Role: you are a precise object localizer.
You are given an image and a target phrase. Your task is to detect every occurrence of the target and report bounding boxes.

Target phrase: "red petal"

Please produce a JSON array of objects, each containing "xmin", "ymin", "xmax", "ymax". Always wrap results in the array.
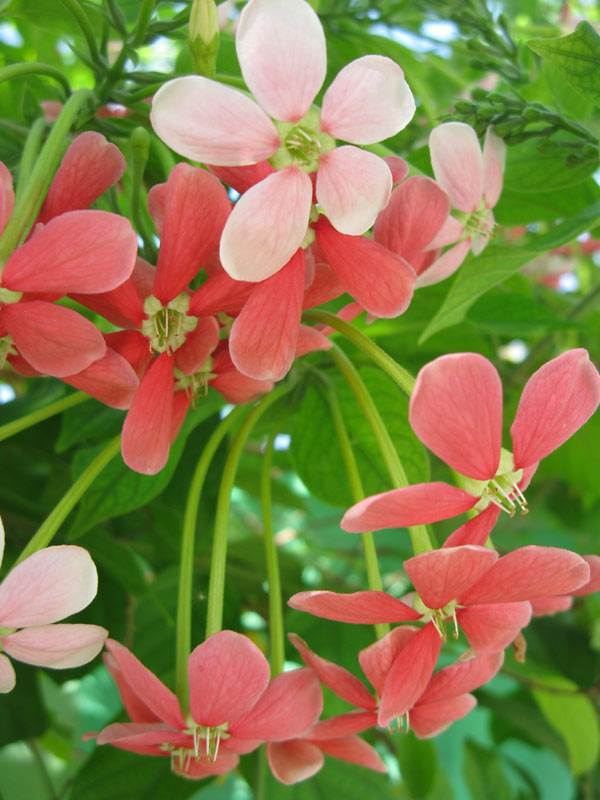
[
  {"xmin": 317, "ymin": 735, "xmax": 386, "ymax": 772},
  {"xmin": 411, "ymin": 694, "xmax": 477, "ymax": 738},
  {"xmin": 409, "ymin": 353, "xmax": 503, "ymax": 480},
  {"xmin": 174, "ymin": 317, "xmax": 220, "ymax": 375},
  {"xmin": 288, "ymin": 633, "xmax": 376, "ymax": 710},
  {"xmin": 266, "ymin": 740, "xmax": 324, "ymax": 785},
  {"xmin": 63, "ymin": 347, "xmax": 139, "ymax": 409},
  {"xmin": 170, "ymin": 392, "xmax": 190, "ymax": 444},
  {"xmin": 189, "ymin": 273, "xmax": 254, "ymax": 317},
  {"xmin": 572, "ymin": 555, "xmax": 600, "ymax": 596},
  {"xmin": 104, "ymin": 652, "xmax": 162, "ymax": 723},
  {"xmin": 358, "ymin": 626, "xmax": 420, "ymax": 697},
  {"xmin": 404, "ymin": 546, "xmax": 499, "ymax": 609},
  {"xmin": 511, "ymin": 349, "xmax": 600, "ymax": 469},
  {"xmin": 456, "ymin": 603, "xmax": 531, "ymax": 651},
  {"xmin": 209, "ymin": 161, "xmax": 275, "ymax": 194},
  {"xmin": 341, "ymin": 483, "xmax": 478, "ymax": 531},
  {"xmin": 104, "ymin": 330, "xmax": 152, "ymax": 378},
  {"xmin": 418, "ymin": 651, "xmax": 504, "ymax": 705},
  {"xmin": 315, "ymin": 218, "xmax": 415, "ymax": 318},
  {"xmin": 121, "ymin": 353, "xmax": 174, "ymax": 474},
  {"xmin": 288, "ymin": 590, "xmax": 419, "ymax": 624},
  {"xmin": 530, "ymin": 596, "xmax": 573, "ymax": 616},
  {"xmin": 0, "ymin": 160, "xmax": 14, "ymax": 234},
  {"xmin": 211, "ymin": 345, "xmax": 274, "ymax": 404},
  {"xmin": 307, "ymin": 710, "xmax": 379, "ymax": 740},
  {"xmin": 188, "ymin": 630, "xmax": 270, "ymax": 727},
  {"xmin": 71, "ymin": 274, "xmax": 145, "ymax": 329},
  {"xmin": 443, "ymin": 506, "xmax": 500, "ymax": 548}
]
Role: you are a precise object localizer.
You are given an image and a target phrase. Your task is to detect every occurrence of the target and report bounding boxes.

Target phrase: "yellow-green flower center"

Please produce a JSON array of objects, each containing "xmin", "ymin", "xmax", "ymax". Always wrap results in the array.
[
  {"xmin": 174, "ymin": 359, "xmax": 215, "ymax": 406},
  {"xmin": 270, "ymin": 107, "xmax": 336, "ymax": 173},
  {"xmin": 141, "ymin": 293, "xmax": 198, "ymax": 355},
  {"xmin": 461, "ymin": 448, "xmax": 527, "ymax": 517}
]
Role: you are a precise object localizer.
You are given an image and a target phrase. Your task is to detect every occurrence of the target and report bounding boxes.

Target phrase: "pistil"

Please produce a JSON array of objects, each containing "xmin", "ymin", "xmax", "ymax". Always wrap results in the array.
[{"xmin": 141, "ymin": 293, "xmax": 198, "ymax": 355}]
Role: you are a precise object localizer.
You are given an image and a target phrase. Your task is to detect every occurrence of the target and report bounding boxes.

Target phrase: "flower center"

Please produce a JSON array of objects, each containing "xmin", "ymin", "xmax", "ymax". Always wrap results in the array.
[
  {"xmin": 414, "ymin": 597, "xmax": 460, "ymax": 641},
  {"xmin": 455, "ymin": 201, "xmax": 496, "ymax": 244},
  {"xmin": 174, "ymin": 359, "xmax": 216, "ymax": 406},
  {"xmin": 0, "ymin": 287, "xmax": 22, "ymax": 305},
  {"xmin": 270, "ymin": 108, "xmax": 336, "ymax": 173},
  {"xmin": 141, "ymin": 293, "xmax": 198, "ymax": 355},
  {"xmin": 461, "ymin": 448, "xmax": 528, "ymax": 517}
]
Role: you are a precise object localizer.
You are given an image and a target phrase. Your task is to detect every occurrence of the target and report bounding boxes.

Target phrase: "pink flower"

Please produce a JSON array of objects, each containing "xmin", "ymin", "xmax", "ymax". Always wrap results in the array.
[
  {"xmin": 0, "ymin": 520, "xmax": 107, "ymax": 693},
  {"xmin": 341, "ymin": 350, "xmax": 600, "ymax": 540},
  {"xmin": 93, "ymin": 631, "xmax": 322, "ymax": 780},
  {"xmin": 150, "ymin": 0, "xmax": 415, "ymax": 282},
  {"xmin": 429, "ymin": 122, "xmax": 506, "ymax": 256},
  {"xmin": 530, "ymin": 555, "xmax": 600, "ymax": 616}
]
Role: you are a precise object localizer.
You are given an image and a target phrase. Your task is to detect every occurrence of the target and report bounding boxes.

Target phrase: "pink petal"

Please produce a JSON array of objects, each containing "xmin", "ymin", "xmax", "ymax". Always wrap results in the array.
[
  {"xmin": 416, "ymin": 239, "xmax": 471, "ymax": 288},
  {"xmin": 409, "ymin": 353, "xmax": 503, "ymax": 480},
  {"xmin": 384, "ymin": 156, "xmax": 409, "ymax": 185},
  {"xmin": 0, "ymin": 161, "xmax": 14, "ymax": 235},
  {"xmin": 456, "ymin": 602, "xmax": 532, "ymax": 652},
  {"xmin": 220, "ymin": 167, "xmax": 313, "ymax": 281},
  {"xmin": 0, "ymin": 545, "xmax": 97, "ymax": 627},
  {"xmin": 307, "ymin": 710, "xmax": 379, "ymax": 740},
  {"xmin": 178, "ymin": 751, "xmax": 240, "ymax": 778},
  {"xmin": 121, "ymin": 353, "xmax": 174, "ymax": 475},
  {"xmin": 105, "ymin": 639, "xmax": 185, "ymax": 729},
  {"xmin": 341, "ymin": 483, "xmax": 478, "ymax": 531},
  {"xmin": 411, "ymin": 694, "xmax": 477, "ymax": 738},
  {"xmin": 482, "ymin": 126, "xmax": 506, "ymax": 208},
  {"xmin": 2, "ymin": 301, "xmax": 106, "ymax": 377},
  {"xmin": 229, "ymin": 249, "xmax": 305, "ymax": 380},
  {"xmin": 267, "ymin": 740, "xmax": 324, "ymax": 785},
  {"xmin": 209, "ymin": 161, "xmax": 276, "ymax": 194},
  {"xmin": 418, "ymin": 651, "xmax": 504, "ymax": 705},
  {"xmin": 378, "ymin": 623, "xmax": 442, "ymax": 726},
  {"xmin": 104, "ymin": 330, "xmax": 152, "ymax": 378},
  {"xmin": 288, "ymin": 590, "xmax": 419, "ymax": 624},
  {"xmin": 229, "ymin": 668, "xmax": 322, "ymax": 741},
  {"xmin": 174, "ymin": 317, "xmax": 220, "ymax": 376},
  {"xmin": 96, "ymin": 722, "xmax": 188, "ymax": 751},
  {"xmin": 211, "ymin": 344, "xmax": 274, "ymax": 404},
  {"xmin": 443, "ymin": 506, "xmax": 501, "ymax": 548},
  {"xmin": 190, "ymin": 273, "xmax": 254, "ymax": 317},
  {"xmin": 511, "ymin": 349, "xmax": 600, "ymax": 469},
  {"xmin": 0, "ymin": 653, "xmax": 16, "ymax": 693},
  {"xmin": 317, "ymin": 736, "xmax": 387, "ymax": 772},
  {"xmin": 317, "ymin": 146, "xmax": 392, "ymax": 236},
  {"xmin": 404, "ymin": 546, "xmax": 499, "ymax": 610},
  {"xmin": 373, "ymin": 177, "xmax": 451, "ymax": 268},
  {"xmin": 295, "ymin": 324, "xmax": 332, "ymax": 357},
  {"xmin": 458, "ymin": 546, "xmax": 590, "ymax": 605},
  {"xmin": 188, "ymin": 630, "xmax": 271, "ymax": 727},
  {"xmin": 104, "ymin": 652, "xmax": 162, "ymax": 723},
  {"xmin": 358, "ymin": 627, "xmax": 420, "ymax": 697},
  {"xmin": 321, "ymin": 56, "xmax": 415, "ymax": 144},
  {"xmin": 38, "ymin": 132, "xmax": 126, "ymax": 223},
  {"xmin": 530, "ymin": 596, "xmax": 573, "ymax": 616},
  {"xmin": 315, "ymin": 218, "xmax": 416, "ymax": 318},
  {"xmin": 2, "ymin": 210, "xmax": 137, "ymax": 294},
  {"xmin": 572, "ymin": 555, "xmax": 600, "ymax": 596},
  {"xmin": 427, "ymin": 214, "xmax": 465, "ymax": 249},
  {"xmin": 70, "ymin": 276, "xmax": 145, "ymax": 329},
  {"xmin": 236, "ymin": 0, "xmax": 326, "ymax": 122},
  {"xmin": 170, "ymin": 391, "xmax": 190, "ymax": 445},
  {"xmin": 150, "ymin": 76, "xmax": 279, "ymax": 166},
  {"xmin": 63, "ymin": 348, "xmax": 139, "ymax": 409},
  {"xmin": 288, "ymin": 633, "xmax": 376, "ymax": 710},
  {"xmin": 151, "ymin": 165, "xmax": 231, "ymax": 303},
  {"xmin": 429, "ymin": 122, "xmax": 484, "ymax": 213},
  {"xmin": 2, "ymin": 623, "xmax": 107, "ymax": 668},
  {"xmin": 302, "ymin": 256, "xmax": 345, "ymax": 309}
]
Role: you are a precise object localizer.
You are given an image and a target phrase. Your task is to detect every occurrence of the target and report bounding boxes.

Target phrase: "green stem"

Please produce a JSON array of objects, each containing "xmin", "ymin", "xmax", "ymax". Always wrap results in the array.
[
  {"xmin": 0, "ymin": 63, "xmax": 71, "ymax": 95},
  {"xmin": 175, "ymin": 406, "xmax": 245, "ymax": 711},
  {"xmin": 0, "ymin": 392, "xmax": 89, "ymax": 443},
  {"xmin": 14, "ymin": 435, "xmax": 121, "ymax": 564},
  {"xmin": 16, "ymin": 118, "xmax": 48, "ymax": 200},
  {"xmin": 323, "ymin": 382, "xmax": 389, "ymax": 639},
  {"xmin": 59, "ymin": 0, "xmax": 102, "ymax": 66},
  {"xmin": 261, "ymin": 424, "xmax": 285, "ymax": 675},
  {"xmin": 328, "ymin": 344, "xmax": 433, "ymax": 555},
  {"xmin": 131, "ymin": 0, "xmax": 157, "ymax": 48},
  {"xmin": 0, "ymin": 89, "xmax": 95, "ymax": 267},
  {"xmin": 301, "ymin": 309, "xmax": 415, "ymax": 396},
  {"xmin": 205, "ymin": 386, "xmax": 289, "ymax": 638}
]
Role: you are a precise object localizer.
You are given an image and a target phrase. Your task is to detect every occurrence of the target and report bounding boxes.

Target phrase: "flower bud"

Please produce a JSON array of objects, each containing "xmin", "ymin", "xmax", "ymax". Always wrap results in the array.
[{"xmin": 189, "ymin": 0, "xmax": 220, "ymax": 77}]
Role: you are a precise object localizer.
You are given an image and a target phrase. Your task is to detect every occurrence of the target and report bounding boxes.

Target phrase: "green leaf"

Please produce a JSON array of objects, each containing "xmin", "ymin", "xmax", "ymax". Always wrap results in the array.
[
  {"xmin": 80, "ymin": 529, "xmax": 150, "ymax": 595},
  {"xmin": 463, "ymin": 740, "xmax": 515, "ymax": 800},
  {"xmin": 502, "ymin": 141, "xmax": 598, "ymax": 194},
  {"xmin": 291, "ymin": 367, "xmax": 429, "ymax": 508},
  {"xmin": 466, "ymin": 292, "xmax": 576, "ymax": 336},
  {"xmin": 56, "ymin": 400, "xmax": 124, "ymax": 453},
  {"xmin": 0, "ymin": 664, "xmax": 48, "ymax": 746},
  {"xmin": 527, "ymin": 200, "xmax": 600, "ymax": 251},
  {"xmin": 397, "ymin": 732, "xmax": 437, "ymax": 798},
  {"xmin": 528, "ymin": 22, "xmax": 600, "ymax": 108},
  {"xmin": 532, "ymin": 676, "xmax": 600, "ymax": 775},
  {"xmin": 419, "ymin": 245, "xmax": 535, "ymax": 343}
]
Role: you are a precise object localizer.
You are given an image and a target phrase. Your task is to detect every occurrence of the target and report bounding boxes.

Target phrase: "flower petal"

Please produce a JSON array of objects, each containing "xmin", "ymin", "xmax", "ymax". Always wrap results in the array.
[
  {"xmin": 229, "ymin": 249, "xmax": 305, "ymax": 380},
  {"xmin": 0, "ymin": 161, "xmax": 15, "ymax": 235},
  {"xmin": 482, "ymin": 126, "xmax": 506, "ymax": 208},
  {"xmin": 266, "ymin": 740, "xmax": 324, "ymax": 785},
  {"xmin": 429, "ymin": 122, "xmax": 484, "ymax": 213},
  {"xmin": 0, "ymin": 545, "xmax": 97, "ymax": 627},
  {"xmin": 404, "ymin": 546, "xmax": 499, "ymax": 610},
  {"xmin": 341, "ymin": 483, "xmax": 478, "ymax": 532},
  {"xmin": 236, "ymin": 0, "xmax": 326, "ymax": 122},
  {"xmin": 174, "ymin": 317, "xmax": 220, "ymax": 376},
  {"xmin": 188, "ymin": 630, "xmax": 271, "ymax": 727},
  {"xmin": 457, "ymin": 602, "xmax": 531, "ymax": 652},
  {"xmin": 321, "ymin": 56, "xmax": 415, "ymax": 144},
  {"xmin": 317, "ymin": 146, "xmax": 392, "ymax": 236},
  {"xmin": 210, "ymin": 347, "xmax": 274, "ymax": 404},
  {"xmin": 190, "ymin": 273, "xmax": 254, "ymax": 317},
  {"xmin": 150, "ymin": 76, "xmax": 279, "ymax": 166},
  {"xmin": 511, "ymin": 349, "xmax": 600, "ymax": 469},
  {"xmin": 418, "ymin": 651, "xmax": 504, "ymax": 705},
  {"xmin": 2, "ymin": 623, "xmax": 107, "ymax": 668},
  {"xmin": 288, "ymin": 633, "xmax": 376, "ymax": 710},
  {"xmin": 2, "ymin": 210, "xmax": 137, "ymax": 294},
  {"xmin": 220, "ymin": 168, "xmax": 312, "ymax": 281},
  {"xmin": 0, "ymin": 653, "xmax": 16, "ymax": 693},
  {"xmin": 288, "ymin": 590, "xmax": 419, "ymax": 624},
  {"xmin": 358, "ymin": 627, "xmax": 420, "ymax": 697},
  {"xmin": 572, "ymin": 555, "xmax": 600, "ymax": 596},
  {"xmin": 530, "ymin": 596, "xmax": 573, "ymax": 616},
  {"xmin": 307, "ymin": 710, "xmax": 379, "ymax": 740},
  {"xmin": 103, "ymin": 652, "xmax": 162, "ymax": 723},
  {"xmin": 443, "ymin": 506, "xmax": 501, "ymax": 548},
  {"xmin": 411, "ymin": 694, "xmax": 477, "ymax": 739},
  {"xmin": 63, "ymin": 347, "xmax": 139, "ymax": 409},
  {"xmin": 416, "ymin": 239, "xmax": 471, "ymax": 288},
  {"xmin": 409, "ymin": 353, "xmax": 503, "ymax": 480},
  {"xmin": 121, "ymin": 353, "xmax": 174, "ymax": 475},
  {"xmin": 209, "ymin": 161, "xmax": 276, "ymax": 194},
  {"xmin": 458, "ymin": 546, "xmax": 590, "ymax": 605},
  {"xmin": 229, "ymin": 668, "xmax": 322, "ymax": 740},
  {"xmin": 315, "ymin": 218, "xmax": 416, "ymax": 318},
  {"xmin": 96, "ymin": 722, "xmax": 188, "ymax": 752},
  {"xmin": 317, "ymin": 736, "xmax": 387, "ymax": 772}
]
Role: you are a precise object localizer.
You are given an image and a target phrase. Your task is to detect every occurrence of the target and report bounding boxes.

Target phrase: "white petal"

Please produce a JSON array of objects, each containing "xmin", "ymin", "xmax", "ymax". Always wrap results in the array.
[
  {"xmin": 0, "ymin": 654, "xmax": 15, "ymax": 693},
  {"xmin": 236, "ymin": 0, "xmax": 326, "ymax": 122},
  {"xmin": 2, "ymin": 624, "xmax": 107, "ymax": 668},
  {"xmin": 317, "ymin": 146, "xmax": 392, "ymax": 235},
  {"xmin": 150, "ymin": 76, "xmax": 279, "ymax": 166},
  {"xmin": 483, "ymin": 127, "xmax": 506, "ymax": 208},
  {"xmin": 429, "ymin": 122, "xmax": 483, "ymax": 213},
  {"xmin": 220, "ymin": 167, "xmax": 313, "ymax": 281},
  {"xmin": 321, "ymin": 56, "xmax": 415, "ymax": 144}
]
